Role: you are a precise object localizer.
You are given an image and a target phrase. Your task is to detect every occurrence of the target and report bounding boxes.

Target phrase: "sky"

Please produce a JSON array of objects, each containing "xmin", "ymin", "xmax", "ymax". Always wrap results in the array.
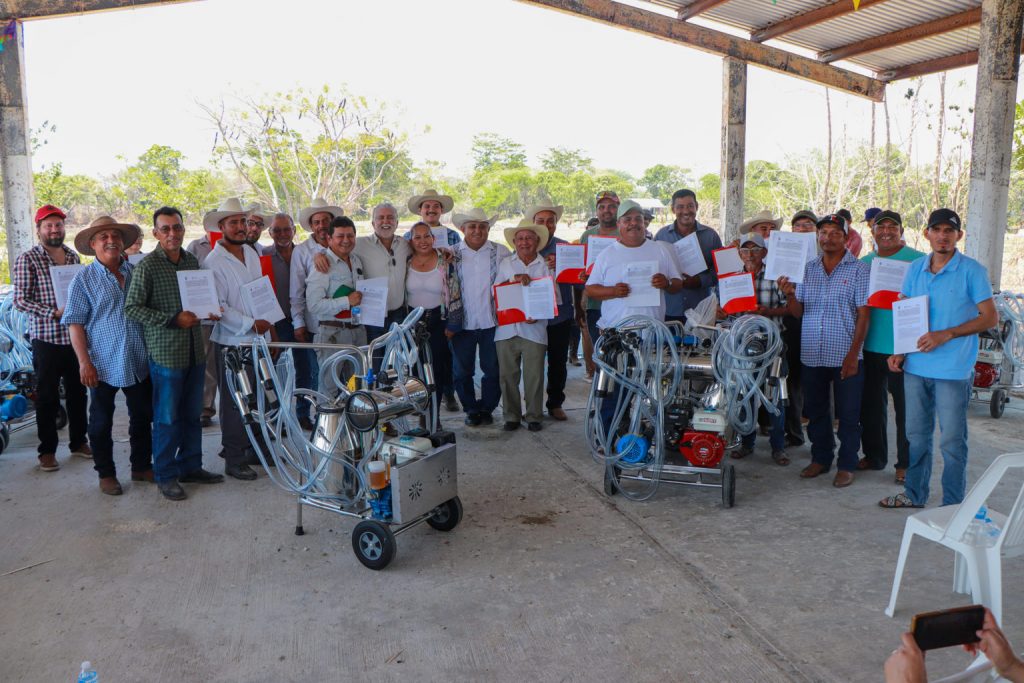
[{"xmin": 19, "ymin": 0, "xmax": 1018, "ymax": 183}]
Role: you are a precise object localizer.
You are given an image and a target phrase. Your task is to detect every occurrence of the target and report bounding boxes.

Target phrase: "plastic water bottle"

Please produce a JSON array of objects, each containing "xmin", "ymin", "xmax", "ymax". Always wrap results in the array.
[
  {"xmin": 350, "ymin": 306, "xmax": 361, "ymax": 325},
  {"xmin": 966, "ymin": 506, "xmax": 1001, "ymax": 547},
  {"xmin": 77, "ymin": 661, "xmax": 97, "ymax": 683}
]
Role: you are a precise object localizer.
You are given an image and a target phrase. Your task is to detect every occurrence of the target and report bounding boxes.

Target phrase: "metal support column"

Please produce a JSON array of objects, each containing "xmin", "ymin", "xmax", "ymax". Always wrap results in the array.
[
  {"xmin": 720, "ymin": 57, "xmax": 746, "ymax": 244},
  {"xmin": 964, "ymin": 0, "xmax": 1024, "ymax": 288},
  {"xmin": 0, "ymin": 21, "xmax": 36, "ymax": 276}
]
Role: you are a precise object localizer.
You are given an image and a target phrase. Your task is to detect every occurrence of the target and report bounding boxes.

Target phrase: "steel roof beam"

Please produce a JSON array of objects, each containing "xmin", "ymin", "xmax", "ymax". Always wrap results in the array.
[
  {"xmin": 0, "ymin": 0, "xmax": 197, "ymax": 22},
  {"xmin": 752, "ymin": 0, "xmax": 892, "ymax": 43},
  {"xmin": 820, "ymin": 7, "xmax": 983, "ymax": 63}
]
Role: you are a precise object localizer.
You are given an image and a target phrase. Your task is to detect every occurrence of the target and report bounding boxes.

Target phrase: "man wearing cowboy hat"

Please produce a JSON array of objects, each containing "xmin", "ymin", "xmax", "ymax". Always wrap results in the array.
[
  {"xmin": 654, "ymin": 189, "xmax": 723, "ymax": 323},
  {"xmin": 203, "ymin": 197, "xmax": 277, "ymax": 481},
  {"xmin": 782, "ymin": 209, "xmax": 818, "ymax": 448},
  {"xmin": 448, "ymin": 208, "xmax": 510, "ymax": 427},
  {"xmin": 354, "ymin": 201, "xmax": 411, "ymax": 345},
  {"xmin": 62, "ymin": 217, "xmax": 152, "ymax": 495},
  {"xmin": 244, "ymin": 202, "xmax": 272, "ymax": 255},
  {"xmin": 494, "ymin": 219, "xmax": 552, "ymax": 432},
  {"xmin": 13, "ymin": 204, "xmax": 91, "ymax": 471},
  {"xmin": 188, "ymin": 202, "xmax": 228, "ymax": 427},
  {"xmin": 737, "ymin": 210, "xmax": 783, "ymax": 242},
  {"xmin": 403, "ymin": 189, "xmax": 461, "ymax": 247},
  {"xmin": 778, "ymin": 213, "xmax": 870, "ymax": 489},
  {"xmin": 531, "ymin": 201, "xmax": 574, "ymax": 421}
]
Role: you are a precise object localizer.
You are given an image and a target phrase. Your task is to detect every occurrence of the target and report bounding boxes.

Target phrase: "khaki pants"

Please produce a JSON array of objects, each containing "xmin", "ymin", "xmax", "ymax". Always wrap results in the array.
[
  {"xmin": 201, "ymin": 324, "xmax": 217, "ymax": 417},
  {"xmin": 314, "ymin": 325, "xmax": 367, "ymax": 366},
  {"xmin": 496, "ymin": 337, "xmax": 546, "ymax": 424}
]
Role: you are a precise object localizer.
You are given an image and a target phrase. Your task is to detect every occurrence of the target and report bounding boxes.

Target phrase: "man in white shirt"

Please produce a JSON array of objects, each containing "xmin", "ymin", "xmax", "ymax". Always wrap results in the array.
[
  {"xmin": 354, "ymin": 201, "xmax": 410, "ymax": 344},
  {"xmin": 448, "ymin": 208, "xmax": 510, "ymax": 427},
  {"xmin": 202, "ymin": 198, "xmax": 277, "ymax": 481},
  {"xmin": 187, "ymin": 209, "xmax": 221, "ymax": 427},
  {"xmin": 494, "ymin": 220, "xmax": 552, "ymax": 433},
  {"xmin": 306, "ymin": 216, "xmax": 366, "ymax": 363},
  {"xmin": 244, "ymin": 203, "xmax": 272, "ymax": 255}
]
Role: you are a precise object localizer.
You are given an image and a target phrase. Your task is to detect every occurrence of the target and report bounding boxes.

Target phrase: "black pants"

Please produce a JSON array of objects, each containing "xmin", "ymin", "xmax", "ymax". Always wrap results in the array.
[
  {"xmin": 216, "ymin": 343, "xmax": 265, "ymax": 467},
  {"xmin": 421, "ymin": 307, "xmax": 453, "ymax": 404},
  {"xmin": 364, "ymin": 306, "xmax": 410, "ymax": 373},
  {"xmin": 860, "ymin": 350, "xmax": 910, "ymax": 470},
  {"xmin": 546, "ymin": 319, "xmax": 572, "ymax": 410},
  {"xmin": 89, "ymin": 379, "xmax": 153, "ymax": 479},
  {"xmin": 569, "ymin": 321, "xmax": 581, "ymax": 360},
  {"xmin": 782, "ymin": 318, "xmax": 805, "ymax": 444},
  {"xmin": 31, "ymin": 339, "xmax": 88, "ymax": 455}
]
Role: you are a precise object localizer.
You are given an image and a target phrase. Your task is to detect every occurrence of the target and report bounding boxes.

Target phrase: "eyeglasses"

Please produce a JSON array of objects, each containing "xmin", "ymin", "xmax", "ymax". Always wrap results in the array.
[
  {"xmin": 738, "ymin": 247, "xmax": 765, "ymax": 255},
  {"xmin": 246, "ymin": 220, "xmax": 265, "ymax": 228}
]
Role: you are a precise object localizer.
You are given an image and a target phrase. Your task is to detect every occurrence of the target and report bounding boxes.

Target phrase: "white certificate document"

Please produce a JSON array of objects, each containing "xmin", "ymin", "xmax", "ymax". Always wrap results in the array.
[
  {"xmin": 718, "ymin": 272, "xmax": 757, "ymax": 313},
  {"xmin": 523, "ymin": 277, "xmax": 557, "ymax": 320},
  {"xmin": 673, "ymin": 233, "xmax": 708, "ymax": 276},
  {"xmin": 240, "ymin": 275, "xmax": 286, "ymax": 324},
  {"xmin": 355, "ymin": 277, "xmax": 388, "ymax": 328},
  {"xmin": 50, "ymin": 264, "xmax": 84, "ymax": 309},
  {"xmin": 586, "ymin": 236, "xmax": 616, "ymax": 267},
  {"xmin": 555, "ymin": 244, "xmax": 586, "ymax": 281},
  {"xmin": 712, "ymin": 247, "xmax": 744, "ymax": 276},
  {"xmin": 765, "ymin": 231, "xmax": 812, "ymax": 283},
  {"xmin": 892, "ymin": 295, "xmax": 929, "ymax": 355},
  {"xmin": 869, "ymin": 257, "xmax": 911, "ymax": 298},
  {"xmin": 176, "ymin": 270, "xmax": 221, "ymax": 320},
  {"xmin": 431, "ymin": 227, "xmax": 449, "ymax": 246},
  {"xmin": 624, "ymin": 261, "xmax": 659, "ymax": 307}
]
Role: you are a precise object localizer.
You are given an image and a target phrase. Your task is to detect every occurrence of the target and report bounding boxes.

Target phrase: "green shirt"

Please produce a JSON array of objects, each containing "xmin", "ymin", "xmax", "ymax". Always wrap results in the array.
[
  {"xmin": 580, "ymin": 226, "xmax": 619, "ymax": 311},
  {"xmin": 861, "ymin": 245, "xmax": 926, "ymax": 354},
  {"xmin": 124, "ymin": 246, "xmax": 206, "ymax": 369}
]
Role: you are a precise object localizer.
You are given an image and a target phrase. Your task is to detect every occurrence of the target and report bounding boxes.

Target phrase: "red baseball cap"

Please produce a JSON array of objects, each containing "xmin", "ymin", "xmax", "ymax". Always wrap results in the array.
[{"xmin": 34, "ymin": 205, "xmax": 66, "ymax": 223}]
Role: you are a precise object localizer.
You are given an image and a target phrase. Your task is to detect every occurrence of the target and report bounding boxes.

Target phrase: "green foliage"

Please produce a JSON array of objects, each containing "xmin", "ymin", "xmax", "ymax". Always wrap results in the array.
[
  {"xmin": 471, "ymin": 133, "xmax": 527, "ymax": 170},
  {"xmin": 34, "ymin": 163, "xmax": 103, "ymax": 216},
  {"xmin": 639, "ymin": 164, "xmax": 693, "ymax": 204},
  {"xmin": 540, "ymin": 147, "xmax": 593, "ymax": 175},
  {"xmin": 111, "ymin": 144, "xmax": 229, "ymax": 225}
]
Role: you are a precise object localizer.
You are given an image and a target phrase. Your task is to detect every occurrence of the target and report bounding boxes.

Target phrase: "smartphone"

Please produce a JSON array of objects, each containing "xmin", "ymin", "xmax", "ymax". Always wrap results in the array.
[{"xmin": 911, "ymin": 605, "xmax": 985, "ymax": 651}]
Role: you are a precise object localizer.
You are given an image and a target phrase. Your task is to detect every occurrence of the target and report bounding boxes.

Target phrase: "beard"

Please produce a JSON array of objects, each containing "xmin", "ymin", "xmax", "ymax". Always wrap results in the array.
[
  {"xmin": 43, "ymin": 236, "xmax": 64, "ymax": 247},
  {"xmin": 224, "ymin": 235, "xmax": 248, "ymax": 246}
]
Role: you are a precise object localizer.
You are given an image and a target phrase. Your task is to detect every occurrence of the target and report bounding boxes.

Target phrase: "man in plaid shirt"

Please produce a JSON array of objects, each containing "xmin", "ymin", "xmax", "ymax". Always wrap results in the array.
[
  {"xmin": 12, "ymin": 205, "xmax": 90, "ymax": 472},
  {"xmin": 779, "ymin": 213, "xmax": 870, "ymax": 489}
]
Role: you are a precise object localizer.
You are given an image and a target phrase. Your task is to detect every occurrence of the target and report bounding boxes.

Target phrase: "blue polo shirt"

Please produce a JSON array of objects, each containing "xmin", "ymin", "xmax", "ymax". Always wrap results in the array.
[{"xmin": 900, "ymin": 250, "xmax": 992, "ymax": 380}]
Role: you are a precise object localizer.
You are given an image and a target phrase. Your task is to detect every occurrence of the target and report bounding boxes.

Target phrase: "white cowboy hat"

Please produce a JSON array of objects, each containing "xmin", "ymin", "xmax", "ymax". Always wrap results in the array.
[
  {"xmin": 298, "ymin": 198, "xmax": 344, "ymax": 230},
  {"xmin": 244, "ymin": 201, "xmax": 273, "ymax": 224},
  {"xmin": 524, "ymin": 202, "xmax": 564, "ymax": 225},
  {"xmin": 74, "ymin": 216, "xmax": 141, "ymax": 256},
  {"xmin": 203, "ymin": 197, "xmax": 248, "ymax": 232},
  {"xmin": 452, "ymin": 208, "xmax": 498, "ymax": 229},
  {"xmin": 504, "ymin": 219, "xmax": 549, "ymax": 251},
  {"xmin": 738, "ymin": 210, "xmax": 783, "ymax": 235},
  {"xmin": 407, "ymin": 189, "xmax": 454, "ymax": 215}
]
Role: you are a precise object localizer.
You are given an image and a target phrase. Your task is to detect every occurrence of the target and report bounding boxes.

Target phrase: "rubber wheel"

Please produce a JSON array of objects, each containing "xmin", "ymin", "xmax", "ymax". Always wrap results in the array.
[
  {"xmin": 990, "ymin": 389, "xmax": 1007, "ymax": 419},
  {"xmin": 351, "ymin": 520, "xmax": 397, "ymax": 570},
  {"xmin": 55, "ymin": 404, "xmax": 68, "ymax": 430},
  {"xmin": 426, "ymin": 496, "xmax": 463, "ymax": 532},
  {"xmin": 721, "ymin": 463, "xmax": 736, "ymax": 508},
  {"xmin": 603, "ymin": 465, "xmax": 620, "ymax": 496}
]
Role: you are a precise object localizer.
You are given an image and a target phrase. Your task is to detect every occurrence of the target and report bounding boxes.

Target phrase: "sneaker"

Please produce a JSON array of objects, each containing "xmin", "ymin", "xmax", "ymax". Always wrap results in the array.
[{"xmin": 70, "ymin": 444, "xmax": 93, "ymax": 459}]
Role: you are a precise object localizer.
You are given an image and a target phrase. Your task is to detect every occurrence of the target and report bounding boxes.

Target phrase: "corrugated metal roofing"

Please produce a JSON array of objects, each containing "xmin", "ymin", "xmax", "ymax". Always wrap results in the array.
[{"xmin": 632, "ymin": 0, "xmax": 989, "ymax": 80}]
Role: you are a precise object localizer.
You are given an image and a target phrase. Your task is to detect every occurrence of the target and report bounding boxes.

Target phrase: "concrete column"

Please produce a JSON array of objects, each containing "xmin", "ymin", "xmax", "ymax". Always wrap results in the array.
[
  {"xmin": 964, "ymin": 0, "xmax": 1024, "ymax": 288},
  {"xmin": 0, "ymin": 21, "xmax": 35, "ymax": 276},
  {"xmin": 719, "ymin": 57, "xmax": 746, "ymax": 244}
]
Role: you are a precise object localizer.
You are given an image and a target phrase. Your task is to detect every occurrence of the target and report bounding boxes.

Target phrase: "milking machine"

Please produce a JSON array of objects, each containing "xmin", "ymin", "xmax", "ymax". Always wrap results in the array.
[
  {"xmin": 223, "ymin": 307, "xmax": 462, "ymax": 570},
  {"xmin": 585, "ymin": 314, "xmax": 784, "ymax": 507},
  {"xmin": 973, "ymin": 291, "xmax": 1024, "ymax": 419}
]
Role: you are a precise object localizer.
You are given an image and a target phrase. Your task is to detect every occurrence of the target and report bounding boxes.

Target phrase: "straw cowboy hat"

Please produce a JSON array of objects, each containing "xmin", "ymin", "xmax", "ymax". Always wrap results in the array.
[
  {"xmin": 407, "ymin": 189, "xmax": 454, "ymax": 215},
  {"xmin": 298, "ymin": 198, "xmax": 344, "ymax": 230},
  {"xmin": 524, "ymin": 202, "xmax": 564, "ymax": 225},
  {"xmin": 244, "ymin": 201, "xmax": 273, "ymax": 223},
  {"xmin": 738, "ymin": 210, "xmax": 783, "ymax": 235},
  {"xmin": 203, "ymin": 197, "xmax": 248, "ymax": 231},
  {"xmin": 504, "ymin": 219, "xmax": 549, "ymax": 251},
  {"xmin": 452, "ymin": 208, "xmax": 498, "ymax": 229},
  {"xmin": 74, "ymin": 216, "xmax": 141, "ymax": 256}
]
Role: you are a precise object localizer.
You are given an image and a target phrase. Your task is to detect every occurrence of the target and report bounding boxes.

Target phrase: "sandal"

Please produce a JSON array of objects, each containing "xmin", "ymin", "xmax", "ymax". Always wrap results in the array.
[
  {"xmin": 878, "ymin": 492, "xmax": 923, "ymax": 509},
  {"xmin": 894, "ymin": 469, "xmax": 906, "ymax": 485}
]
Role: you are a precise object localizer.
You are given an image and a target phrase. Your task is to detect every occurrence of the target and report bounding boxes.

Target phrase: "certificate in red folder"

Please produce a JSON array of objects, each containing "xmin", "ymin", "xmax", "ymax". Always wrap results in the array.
[
  {"xmin": 867, "ymin": 257, "xmax": 911, "ymax": 309},
  {"xmin": 494, "ymin": 276, "xmax": 558, "ymax": 325},
  {"xmin": 259, "ymin": 254, "xmax": 276, "ymax": 293},
  {"xmin": 555, "ymin": 244, "xmax": 586, "ymax": 283},
  {"xmin": 713, "ymin": 246, "xmax": 744, "ymax": 276},
  {"xmin": 719, "ymin": 272, "xmax": 757, "ymax": 314}
]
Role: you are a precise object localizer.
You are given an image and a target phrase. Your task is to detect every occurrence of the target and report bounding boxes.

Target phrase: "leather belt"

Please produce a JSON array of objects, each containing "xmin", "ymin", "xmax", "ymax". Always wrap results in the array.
[{"xmin": 319, "ymin": 320, "xmax": 361, "ymax": 329}]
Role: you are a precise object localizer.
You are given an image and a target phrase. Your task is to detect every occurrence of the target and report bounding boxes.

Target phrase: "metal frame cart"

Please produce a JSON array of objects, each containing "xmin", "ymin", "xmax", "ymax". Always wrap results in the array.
[{"xmin": 972, "ymin": 292, "xmax": 1024, "ymax": 419}]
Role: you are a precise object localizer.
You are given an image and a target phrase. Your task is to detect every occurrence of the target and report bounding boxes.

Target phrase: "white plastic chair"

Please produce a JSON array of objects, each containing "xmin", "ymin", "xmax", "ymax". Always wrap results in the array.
[
  {"xmin": 885, "ymin": 452, "xmax": 1024, "ymax": 624},
  {"xmin": 930, "ymin": 654, "xmax": 993, "ymax": 683}
]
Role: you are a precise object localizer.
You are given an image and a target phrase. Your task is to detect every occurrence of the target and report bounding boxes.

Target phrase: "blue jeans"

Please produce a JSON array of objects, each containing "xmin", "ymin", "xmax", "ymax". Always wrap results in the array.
[
  {"xmin": 450, "ymin": 327, "xmax": 500, "ymax": 416},
  {"xmin": 586, "ymin": 309, "xmax": 601, "ymax": 348},
  {"xmin": 275, "ymin": 320, "xmax": 314, "ymax": 420},
  {"xmin": 742, "ymin": 404, "xmax": 786, "ymax": 451},
  {"xmin": 150, "ymin": 361, "xmax": 205, "ymax": 483},
  {"xmin": 802, "ymin": 363, "xmax": 864, "ymax": 472},
  {"xmin": 903, "ymin": 372, "xmax": 971, "ymax": 506}
]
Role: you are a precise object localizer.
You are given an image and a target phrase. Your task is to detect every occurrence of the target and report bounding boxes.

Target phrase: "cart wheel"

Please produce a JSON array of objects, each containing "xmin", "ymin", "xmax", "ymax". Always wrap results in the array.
[
  {"xmin": 427, "ymin": 496, "xmax": 463, "ymax": 532},
  {"xmin": 603, "ymin": 465, "xmax": 620, "ymax": 496},
  {"xmin": 990, "ymin": 389, "xmax": 1007, "ymax": 419},
  {"xmin": 351, "ymin": 520, "xmax": 397, "ymax": 570},
  {"xmin": 721, "ymin": 463, "xmax": 736, "ymax": 508},
  {"xmin": 55, "ymin": 404, "xmax": 68, "ymax": 430}
]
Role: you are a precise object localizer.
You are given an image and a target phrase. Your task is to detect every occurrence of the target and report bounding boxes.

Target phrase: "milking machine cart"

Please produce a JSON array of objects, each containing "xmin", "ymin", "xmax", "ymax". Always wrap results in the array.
[
  {"xmin": 973, "ymin": 291, "xmax": 1024, "ymax": 418},
  {"xmin": 224, "ymin": 307, "xmax": 462, "ymax": 570}
]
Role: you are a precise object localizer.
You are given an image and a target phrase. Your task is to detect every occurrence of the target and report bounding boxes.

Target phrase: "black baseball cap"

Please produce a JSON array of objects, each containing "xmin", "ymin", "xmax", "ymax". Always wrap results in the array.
[
  {"xmin": 816, "ymin": 213, "xmax": 848, "ymax": 234},
  {"xmin": 791, "ymin": 210, "xmax": 817, "ymax": 225},
  {"xmin": 872, "ymin": 210, "xmax": 902, "ymax": 227},
  {"xmin": 927, "ymin": 208, "xmax": 962, "ymax": 230}
]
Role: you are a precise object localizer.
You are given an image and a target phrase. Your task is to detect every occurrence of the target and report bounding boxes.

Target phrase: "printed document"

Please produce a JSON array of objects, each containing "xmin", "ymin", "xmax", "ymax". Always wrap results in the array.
[
  {"xmin": 355, "ymin": 277, "xmax": 388, "ymax": 328},
  {"xmin": 892, "ymin": 295, "xmax": 929, "ymax": 355},
  {"xmin": 673, "ymin": 233, "xmax": 708, "ymax": 277},
  {"xmin": 240, "ymin": 275, "xmax": 286, "ymax": 324},
  {"xmin": 764, "ymin": 232, "xmax": 813, "ymax": 283},
  {"xmin": 624, "ymin": 261, "xmax": 659, "ymax": 307},
  {"xmin": 50, "ymin": 264, "xmax": 84, "ymax": 309},
  {"xmin": 176, "ymin": 270, "xmax": 220, "ymax": 319}
]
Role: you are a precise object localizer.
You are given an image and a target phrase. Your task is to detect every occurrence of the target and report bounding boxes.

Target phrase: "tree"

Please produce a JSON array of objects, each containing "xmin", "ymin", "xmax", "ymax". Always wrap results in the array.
[
  {"xmin": 470, "ymin": 133, "xmax": 527, "ymax": 170},
  {"xmin": 540, "ymin": 147, "xmax": 593, "ymax": 175},
  {"xmin": 639, "ymin": 164, "xmax": 693, "ymax": 204},
  {"xmin": 200, "ymin": 86, "xmax": 410, "ymax": 218},
  {"xmin": 33, "ymin": 164, "xmax": 105, "ymax": 222},
  {"xmin": 110, "ymin": 144, "xmax": 229, "ymax": 225}
]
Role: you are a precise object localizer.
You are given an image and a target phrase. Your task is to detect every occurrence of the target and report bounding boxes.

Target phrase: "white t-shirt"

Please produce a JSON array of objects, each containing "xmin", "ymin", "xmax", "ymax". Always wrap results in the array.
[{"xmin": 591, "ymin": 240, "xmax": 682, "ymax": 329}]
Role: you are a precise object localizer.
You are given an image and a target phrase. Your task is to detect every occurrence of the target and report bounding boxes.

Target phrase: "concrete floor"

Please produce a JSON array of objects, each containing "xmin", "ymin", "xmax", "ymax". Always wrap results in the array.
[{"xmin": 0, "ymin": 365, "xmax": 1021, "ymax": 682}]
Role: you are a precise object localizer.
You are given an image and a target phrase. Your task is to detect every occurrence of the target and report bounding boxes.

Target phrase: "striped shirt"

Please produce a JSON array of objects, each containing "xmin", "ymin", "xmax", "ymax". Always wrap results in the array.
[
  {"xmin": 795, "ymin": 250, "xmax": 870, "ymax": 368},
  {"xmin": 12, "ymin": 244, "xmax": 81, "ymax": 345},
  {"xmin": 62, "ymin": 260, "xmax": 149, "ymax": 387}
]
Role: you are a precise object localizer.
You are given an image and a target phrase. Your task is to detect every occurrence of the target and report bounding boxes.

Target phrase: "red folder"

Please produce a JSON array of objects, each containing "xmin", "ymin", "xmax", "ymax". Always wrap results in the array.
[
  {"xmin": 719, "ymin": 272, "xmax": 758, "ymax": 314},
  {"xmin": 555, "ymin": 244, "xmax": 586, "ymax": 283},
  {"xmin": 867, "ymin": 290, "xmax": 900, "ymax": 309},
  {"xmin": 259, "ymin": 254, "xmax": 276, "ymax": 294},
  {"xmin": 493, "ymin": 278, "xmax": 558, "ymax": 325},
  {"xmin": 209, "ymin": 231, "xmax": 222, "ymax": 248},
  {"xmin": 712, "ymin": 246, "xmax": 744, "ymax": 276}
]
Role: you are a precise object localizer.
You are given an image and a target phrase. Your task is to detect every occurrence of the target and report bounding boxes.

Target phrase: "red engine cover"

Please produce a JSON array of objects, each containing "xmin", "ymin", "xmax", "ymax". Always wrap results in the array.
[
  {"xmin": 974, "ymin": 362, "xmax": 1000, "ymax": 389},
  {"xmin": 679, "ymin": 431, "xmax": 726, "ymax": 468}
]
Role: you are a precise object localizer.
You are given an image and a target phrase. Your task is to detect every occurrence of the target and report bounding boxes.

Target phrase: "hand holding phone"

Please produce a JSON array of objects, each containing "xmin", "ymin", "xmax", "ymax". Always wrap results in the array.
[{"xmin": 911, "ymin": 605, "xmax": 985, "ymax": 651}]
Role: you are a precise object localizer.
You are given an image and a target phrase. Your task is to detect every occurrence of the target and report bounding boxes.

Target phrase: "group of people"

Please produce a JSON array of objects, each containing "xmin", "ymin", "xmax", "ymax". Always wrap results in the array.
[{"xmin": 11, "ymin": 185, "xmax": 995, "ymax": 510}]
